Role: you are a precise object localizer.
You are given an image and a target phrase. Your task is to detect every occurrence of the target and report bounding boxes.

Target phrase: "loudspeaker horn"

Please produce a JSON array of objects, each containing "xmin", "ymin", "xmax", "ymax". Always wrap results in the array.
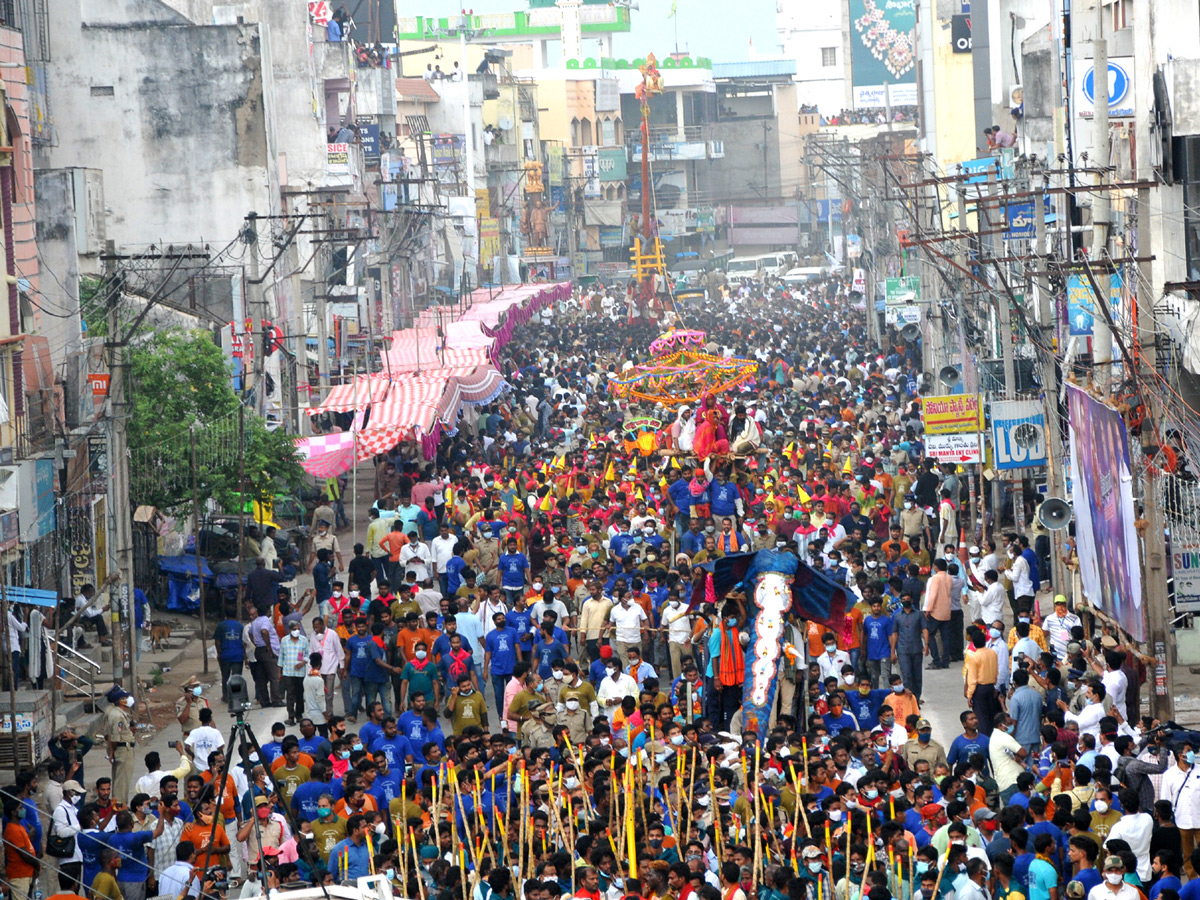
[
  {"xmin": 939, "ymin": 365, "xmax": 961, "ymax": 388},
  {"xmin": 1038, "ymin": 497, "xmax": 1073, "ymax": 530},
  {"xmin": 1012, "ymin": 422, "xmax": 1042, "ymax": 449},
  {"xmin": 900, "ymin": 322, "xmax": 921, "ymax": 341}
]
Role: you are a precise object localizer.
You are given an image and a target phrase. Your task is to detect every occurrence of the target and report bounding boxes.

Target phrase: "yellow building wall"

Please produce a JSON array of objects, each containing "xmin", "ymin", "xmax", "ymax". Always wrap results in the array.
[{"xmin": 930, "ymin": 25, "xmax": 976, "ymax": 176}]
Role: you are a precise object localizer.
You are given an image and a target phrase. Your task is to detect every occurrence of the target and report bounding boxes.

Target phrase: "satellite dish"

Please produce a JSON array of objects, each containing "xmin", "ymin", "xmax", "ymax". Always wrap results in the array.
[
  {"xmin": 499, "ymin": 117, "xmax": 514, "ymax": 131},
  {"xmin": 938, "ymin": 365, "xmax": 961, "ymax": 388},
  {"xmin": 900, "ymin": 322, "xmax": 921, "ymax": 341},
  {"xmin": 1038, "ymin": 497, "xmax": 1073, "ymax": 530},
  {"xmin": 1012, "ymin": 422, "xmax": 1042, "ymax": 449}
]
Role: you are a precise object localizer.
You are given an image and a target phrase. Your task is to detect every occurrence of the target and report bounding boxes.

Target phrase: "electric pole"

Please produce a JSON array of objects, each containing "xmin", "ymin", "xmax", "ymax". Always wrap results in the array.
[
  {"xmin": 246, "ymin": 212, "xmax": 268, "ymax": 416},
  {"xmin": 105, "ymin": 287, "xmax": 134, "ymax": 690},
  {"xmin": 1090, "ymin": 7, "xmax": 1112, "ymax": 390}
]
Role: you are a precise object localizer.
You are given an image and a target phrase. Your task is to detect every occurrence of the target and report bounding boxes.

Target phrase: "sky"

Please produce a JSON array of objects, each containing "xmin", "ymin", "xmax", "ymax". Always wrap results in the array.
[{"xmin": 418, "ymin": 0, "xmax": 782, "ymax": 62}]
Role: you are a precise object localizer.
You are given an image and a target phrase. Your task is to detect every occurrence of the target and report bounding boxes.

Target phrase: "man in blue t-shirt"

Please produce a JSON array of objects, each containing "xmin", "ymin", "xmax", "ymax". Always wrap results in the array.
[
  {"xmin": 947, "ymin": 711, "xmax": 991, "ymax": 770},
  {"xmin": 483, "ymin": 613, "xmax": 521, "ymax": 711},
  {"xmin": 532, "ymin": 626, "xmax": 569, "ymax": 679},
  {"xmin": 862, "ymin": 598, "xmax": 895, "ymax": 688},
  {"xmin": 211, "ymin": 607, "xmax": 246, "ymax": 704},
  {"xmin": 498, "ymin": 539, "xmax": 529, "ymax": 605},
  {"xmin": 368, "ymin": 717, "xmax": 413, "ymax": 769},
  {"xmin": 666, "ymin": 468, "xmax": 693, "ymax": 532},
  {"xmin": 847, "ymin": 676, "xmax": 892, "ymax": 731},
  {"xmin": 506, "ymin": 595, "xmax": 536, "ymax": 656},
  {"xmin": 821, "ymin": 694, "xmax": 860, "ymax": 735},
  {"xmin": 107, "ymin": 812, "xmax": 154, "ymax": 897}
]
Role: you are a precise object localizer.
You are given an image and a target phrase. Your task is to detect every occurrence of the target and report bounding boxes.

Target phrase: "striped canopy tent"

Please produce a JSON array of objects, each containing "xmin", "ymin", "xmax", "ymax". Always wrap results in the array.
[
  {"xmin": 305, "ymin": 365, "xmax": 508, "ymax": 470},
  {"xmin": 414, "ymin": 282, "xmax": 570, "ymax": 348}
]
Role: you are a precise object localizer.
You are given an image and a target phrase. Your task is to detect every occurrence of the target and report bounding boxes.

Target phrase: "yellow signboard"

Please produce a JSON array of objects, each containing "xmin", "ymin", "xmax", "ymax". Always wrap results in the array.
[{"xmin": 921, "ymin": 393, "xmax": 985, "ymax": 434}]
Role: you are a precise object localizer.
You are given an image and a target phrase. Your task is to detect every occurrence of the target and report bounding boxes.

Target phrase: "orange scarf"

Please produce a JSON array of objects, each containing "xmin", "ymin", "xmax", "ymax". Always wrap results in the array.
[{"xmin": 717, "ymin": 623, "xmax": 745, "ymax": 687}]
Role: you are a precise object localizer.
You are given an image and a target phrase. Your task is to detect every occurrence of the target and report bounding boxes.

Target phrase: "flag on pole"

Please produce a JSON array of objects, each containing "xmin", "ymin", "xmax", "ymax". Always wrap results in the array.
[{"xmin": 668, "ymin": 0, "xmax": 677, "ymax": 16}]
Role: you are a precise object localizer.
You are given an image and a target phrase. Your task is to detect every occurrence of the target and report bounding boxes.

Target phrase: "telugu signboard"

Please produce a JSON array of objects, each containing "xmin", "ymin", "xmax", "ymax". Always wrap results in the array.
[
  {"xmin": 921, "ymin": 393, "xmax": 984, "ymax": 434},
  {"xmin": 1171, "ymin": 537, "xmax": 1200, "ymax": 613}
]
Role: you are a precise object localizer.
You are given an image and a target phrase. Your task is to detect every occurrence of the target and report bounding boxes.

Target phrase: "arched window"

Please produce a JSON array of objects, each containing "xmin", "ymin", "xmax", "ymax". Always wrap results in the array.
[
  {"xmin": 571, "ymin": 117, "xmax": 580, "ymax": 146},
  {"xmin": 580, "ymin": 117, "xmax": 593, "ymax": 145},
  {"xmin": 600, "ymin": 117, "xmax": 616, "ymax": 146}
]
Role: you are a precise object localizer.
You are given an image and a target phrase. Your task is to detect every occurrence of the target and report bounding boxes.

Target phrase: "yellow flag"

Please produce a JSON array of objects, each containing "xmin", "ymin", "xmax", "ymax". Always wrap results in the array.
[
  {"xmin": 842, "ymin": 456, "xmax": 853, "ymax": 474},
  {"xmin": 671, "ymin": 456, "xmax": 682, "ymax": 470},
  {"xmin": 539, "ymin": 492, "xmax": 553, "ymax": 512}
]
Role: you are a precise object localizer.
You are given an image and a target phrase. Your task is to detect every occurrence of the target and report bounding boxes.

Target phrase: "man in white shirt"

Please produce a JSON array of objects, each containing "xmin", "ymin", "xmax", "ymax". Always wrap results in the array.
[
  {"xmin": 159, "ymin": 843, "xmax": 199, "ymax": 898},
  {"xmin": 1042, "ymin": 596, "xmax": 1082, "ymax": 660},
  {"xmin": 133, "ymin": 751, "xmax": 192, "ymax": 797},
  {"xmin": 311, "ymin": 616, "xmax": 345, "ymax": 720},
  {"xmin": 430, "ymin": 524, "xmax": 458, "ymax": 595},
  {"xmin": 989, "ymin": 712, "xmax": 1028, "ymax": 800},
  {"xmin": 183, "ymin": 707, "xmax": 226, "ymax": 773},
  {"xmin": 399, "ymin": 539, "xmax": 433, "ymax": 583},
  {"xmin": 608, "ymin": 592, "xmax": 648, "ymax": 665},
  {"xmin": 1058, "ymin": 680, "xmax": 1109, "ymax": 740},
  {"xmin": 662, "ymin": 596, "xmax": 695, "ymax": 677},
  {"xmin": 1087, "ymin": 855, "xmax": 1141, "ymax": 900},
  {"xmin": 1097, "ymin": 649, "xmax": 1129, "ymax": 713},
  {"xmin": 1005, "ymin": 549, "xmax": 1033, "ymax": 605},
  {"xmin": 816, "ymin": 633, "xmax": 852, "ymax": 681},
  {"xmin": 597, "ymin": 658, "xmax": 638, "ymax": 710},
  {"xmin": 1105, "ymin": 795, "xmax": 1155, "ymax": 881},
  {"xmin": 979, "ymin": 571, "xmax": 1008, "ymax": 625},
  {"xmin": 1158, "ymin": 741, "xmax": 1200, "ymax": 853}
]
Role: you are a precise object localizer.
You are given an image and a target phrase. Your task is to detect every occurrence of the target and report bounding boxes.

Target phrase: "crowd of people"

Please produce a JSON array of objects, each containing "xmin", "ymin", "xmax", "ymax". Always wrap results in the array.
[{"xmin": 1, "ymin": 274, "xmax": 1169, "ymax": 900}]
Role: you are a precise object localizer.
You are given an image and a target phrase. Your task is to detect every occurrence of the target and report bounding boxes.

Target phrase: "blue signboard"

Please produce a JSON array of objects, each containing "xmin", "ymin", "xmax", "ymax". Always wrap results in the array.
[
  {"xmin": 960, "ymin": 156, "xmax": 1014, "ymax": 184},
  {"xmin": 33, "ymin": 457, "xmax": 55, "ymax": 539},
  {"xmin": 1066, "ymin": 268, "xmax": 1123, "ymax": 337},
  {"xmin": 991, "ymin": 400, "xmax": 1048, "ymax": 470},
  {"xmin": 1004, "ymin": 202, "xmax": 1036, "ymax": 239}
]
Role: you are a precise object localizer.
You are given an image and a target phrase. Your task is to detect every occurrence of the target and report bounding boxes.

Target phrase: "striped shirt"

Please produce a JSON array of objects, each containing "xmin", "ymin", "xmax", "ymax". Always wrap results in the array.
[{"xmin": 278, "ymin": 633, "xmax": 310, "ymax": 677}]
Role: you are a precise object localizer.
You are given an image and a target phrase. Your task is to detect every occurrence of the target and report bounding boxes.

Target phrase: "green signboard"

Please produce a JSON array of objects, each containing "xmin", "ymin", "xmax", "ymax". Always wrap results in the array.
[
  {"xmin": 885, "ymin": 275, "xmax": 921, "ymax": 306},
  {"xmin": 597, "ymin": 148, "xmax": 627, "ymax": 182}
]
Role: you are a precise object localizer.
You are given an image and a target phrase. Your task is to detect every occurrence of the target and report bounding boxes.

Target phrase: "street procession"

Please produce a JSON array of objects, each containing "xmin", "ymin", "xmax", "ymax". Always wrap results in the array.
[{"xmin": 0, "ymin": 3, "xmax": 1197, "ymax": 900}]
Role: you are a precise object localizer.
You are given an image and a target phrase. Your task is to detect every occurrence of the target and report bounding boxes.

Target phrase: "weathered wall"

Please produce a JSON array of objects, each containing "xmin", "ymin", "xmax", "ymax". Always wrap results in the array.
[{"xmin": 42, "ymin": 0, "xmax": 271, "ymax": 250}]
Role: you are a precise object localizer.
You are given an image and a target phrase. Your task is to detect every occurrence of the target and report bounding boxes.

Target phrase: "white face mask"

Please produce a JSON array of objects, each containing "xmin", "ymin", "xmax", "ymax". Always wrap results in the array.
[
  {"xmin": 1094, "ymin": 801, "xmax": 1109, "ymax": 814},
  {"xmin": 533, "ymin": 582, "xmax": 543, "ymax": 591},
  {"xmin": 552, "ymin": 671, "xmax": 564, "ymax": 681},
  {"xmin": 566, "ymin": 699, "xmax": 580, "ymax": 711},
  {"xmin": 124, "ymin": 695, "xmax": 135, "ymax": 708},
  {"xmin": 1105, "ymin": 873, "xmax": 1124, "ymax": 885}
]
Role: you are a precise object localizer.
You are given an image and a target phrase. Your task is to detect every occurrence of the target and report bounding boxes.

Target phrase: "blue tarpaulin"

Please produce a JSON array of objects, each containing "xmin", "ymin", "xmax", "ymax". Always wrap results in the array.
[{"xmin": 158, "ymin": 556, "xmax": 213, "ymax": 611}]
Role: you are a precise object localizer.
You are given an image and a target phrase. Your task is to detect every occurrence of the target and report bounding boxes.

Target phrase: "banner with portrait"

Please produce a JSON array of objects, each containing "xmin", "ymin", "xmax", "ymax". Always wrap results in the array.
[{"xmin": 1066, "ymin": 385, "xmax": 1144, "ymax": 641}]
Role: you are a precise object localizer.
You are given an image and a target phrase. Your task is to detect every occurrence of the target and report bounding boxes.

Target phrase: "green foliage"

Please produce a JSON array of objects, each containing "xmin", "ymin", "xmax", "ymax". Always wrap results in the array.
[
  {"xmin": 80, "ymin": 276, "xmax": 107, "ymax": 337},
  {"xmin": 128, "ymin": 329, "xmax": 303, "ymax": 512}
]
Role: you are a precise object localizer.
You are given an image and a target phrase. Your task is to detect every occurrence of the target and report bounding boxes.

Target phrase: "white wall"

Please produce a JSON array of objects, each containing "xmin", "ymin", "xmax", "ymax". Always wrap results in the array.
[{"xmin": 778, "ymin": 3, "xmax": 846, "ymax": 115}]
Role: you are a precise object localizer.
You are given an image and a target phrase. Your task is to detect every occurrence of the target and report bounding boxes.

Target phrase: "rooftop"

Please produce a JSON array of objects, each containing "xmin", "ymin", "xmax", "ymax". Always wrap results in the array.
[
  {"xmin": 712, "ymin": 59, "xmax": 797, "ymax": 80},
  {"xmin": 396, "ymin": 78, "xmax": 442, "ymax": 103}
]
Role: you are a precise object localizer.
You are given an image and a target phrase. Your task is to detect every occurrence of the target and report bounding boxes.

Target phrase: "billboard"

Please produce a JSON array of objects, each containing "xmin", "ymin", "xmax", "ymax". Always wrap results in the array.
[
  {"xmin": 1066, "ymin": 268, "xmax": 1124, "ymax": 337},
  {"xmin": 1067, "ymin": 385, "xmax": 1144, "ymax": 641},
  {"xmin": 991, "ymin": 400, "xmax": 1047, "ymax": 469},
  {"xmin": 921, "ymin": 394, "xmax": 984, "ymax": 434},
  {"xmin": 849, "ymin": 0, "xmax": 917, "ymax": 108}
]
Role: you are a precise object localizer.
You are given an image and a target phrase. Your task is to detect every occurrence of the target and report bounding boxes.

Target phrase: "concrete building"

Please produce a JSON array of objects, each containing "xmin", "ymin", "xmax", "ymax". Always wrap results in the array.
[{"xmin": 777, "ymin": 0, "xmax": 848, "ymax": 116}]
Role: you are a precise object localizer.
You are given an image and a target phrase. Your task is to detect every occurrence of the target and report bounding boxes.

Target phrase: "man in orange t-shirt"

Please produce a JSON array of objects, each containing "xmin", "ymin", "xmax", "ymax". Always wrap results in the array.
[
  {"xmin": 378, "ymin": 522, "xmax": 409, "ymax": 586},
  {"xmin": 3, "ymin": 814, "xmax": 38, "ymax": 898}
]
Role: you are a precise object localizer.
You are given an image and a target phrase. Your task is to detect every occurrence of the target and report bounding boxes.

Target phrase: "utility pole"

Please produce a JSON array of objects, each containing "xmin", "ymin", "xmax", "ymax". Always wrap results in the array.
[
  {"xmin": 1034, "ymin": 176, "xmax": 1069, "ymax": 595},
  {"xmin": 105, "ymin": 285, "xmax": 134, "ymax": 690},
  {"xmin": 1137, "ymin": 183, "xmax": 1173, "ymax": 719},
  {"xmin": 316, "ymin": 230, "xmax": 332, "ymax": 396},
  {"xmin": 190, "ymin": 425, "xmax": 209, "ymax": 673},
  {"xmin": 1090, "ymin": 7, "xmax": 1112, "ymax": 390},
  {"xmin": 246, "ymin": 212, "xmax": 268, "ymax": 416}
]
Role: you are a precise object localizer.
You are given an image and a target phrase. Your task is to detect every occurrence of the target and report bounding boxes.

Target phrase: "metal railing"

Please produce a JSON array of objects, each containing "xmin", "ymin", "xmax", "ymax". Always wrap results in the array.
[{"xmin": 54, "ymin": 638, "xmax": 102, "ymax": 705}]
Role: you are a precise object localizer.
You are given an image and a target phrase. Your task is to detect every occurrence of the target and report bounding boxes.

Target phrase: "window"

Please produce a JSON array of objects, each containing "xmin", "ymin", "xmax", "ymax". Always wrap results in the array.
[
  {"xmin": 580, "ymin": 117, "xmax": 593, "ymax": 145},
  {"xmin": 821, "ymin": 47, "xmax": 836, "ymax": 67},
  {"xmin": 600, "ymin": 117, "xmax": 616, "ymax": 146}
]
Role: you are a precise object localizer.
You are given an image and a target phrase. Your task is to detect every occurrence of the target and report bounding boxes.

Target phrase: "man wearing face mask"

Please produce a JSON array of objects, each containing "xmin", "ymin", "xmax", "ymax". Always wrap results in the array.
[
  {"xmin": 556, "ymin": 689, "xmax": 592, "ymax": 743},
  {"xmin": 816, "ymin": 632, "xmax": 852, "ymax": 681}
]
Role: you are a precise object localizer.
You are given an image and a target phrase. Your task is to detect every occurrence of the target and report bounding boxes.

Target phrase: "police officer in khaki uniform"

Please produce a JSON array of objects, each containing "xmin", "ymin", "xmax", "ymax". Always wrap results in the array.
[
  {"xmin": 175, "ymin": 677, "xmax": 210, "ymax": 740},
  {"xmin": 102, "ymin": 685, "xmax": 137, "ymax": 803}
]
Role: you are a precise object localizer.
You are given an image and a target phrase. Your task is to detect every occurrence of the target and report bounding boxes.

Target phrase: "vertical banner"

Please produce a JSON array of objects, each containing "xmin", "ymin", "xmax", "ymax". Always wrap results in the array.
[{"xmin": 1066, "ymin": 385, "xmax": 1144, "ymax": 641}]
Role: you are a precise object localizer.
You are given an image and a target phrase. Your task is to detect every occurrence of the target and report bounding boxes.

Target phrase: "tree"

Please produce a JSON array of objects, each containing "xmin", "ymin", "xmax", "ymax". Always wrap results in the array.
[{"xmin": 128, "ymin": 328, "xmax": 303, "ymax": 512}]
